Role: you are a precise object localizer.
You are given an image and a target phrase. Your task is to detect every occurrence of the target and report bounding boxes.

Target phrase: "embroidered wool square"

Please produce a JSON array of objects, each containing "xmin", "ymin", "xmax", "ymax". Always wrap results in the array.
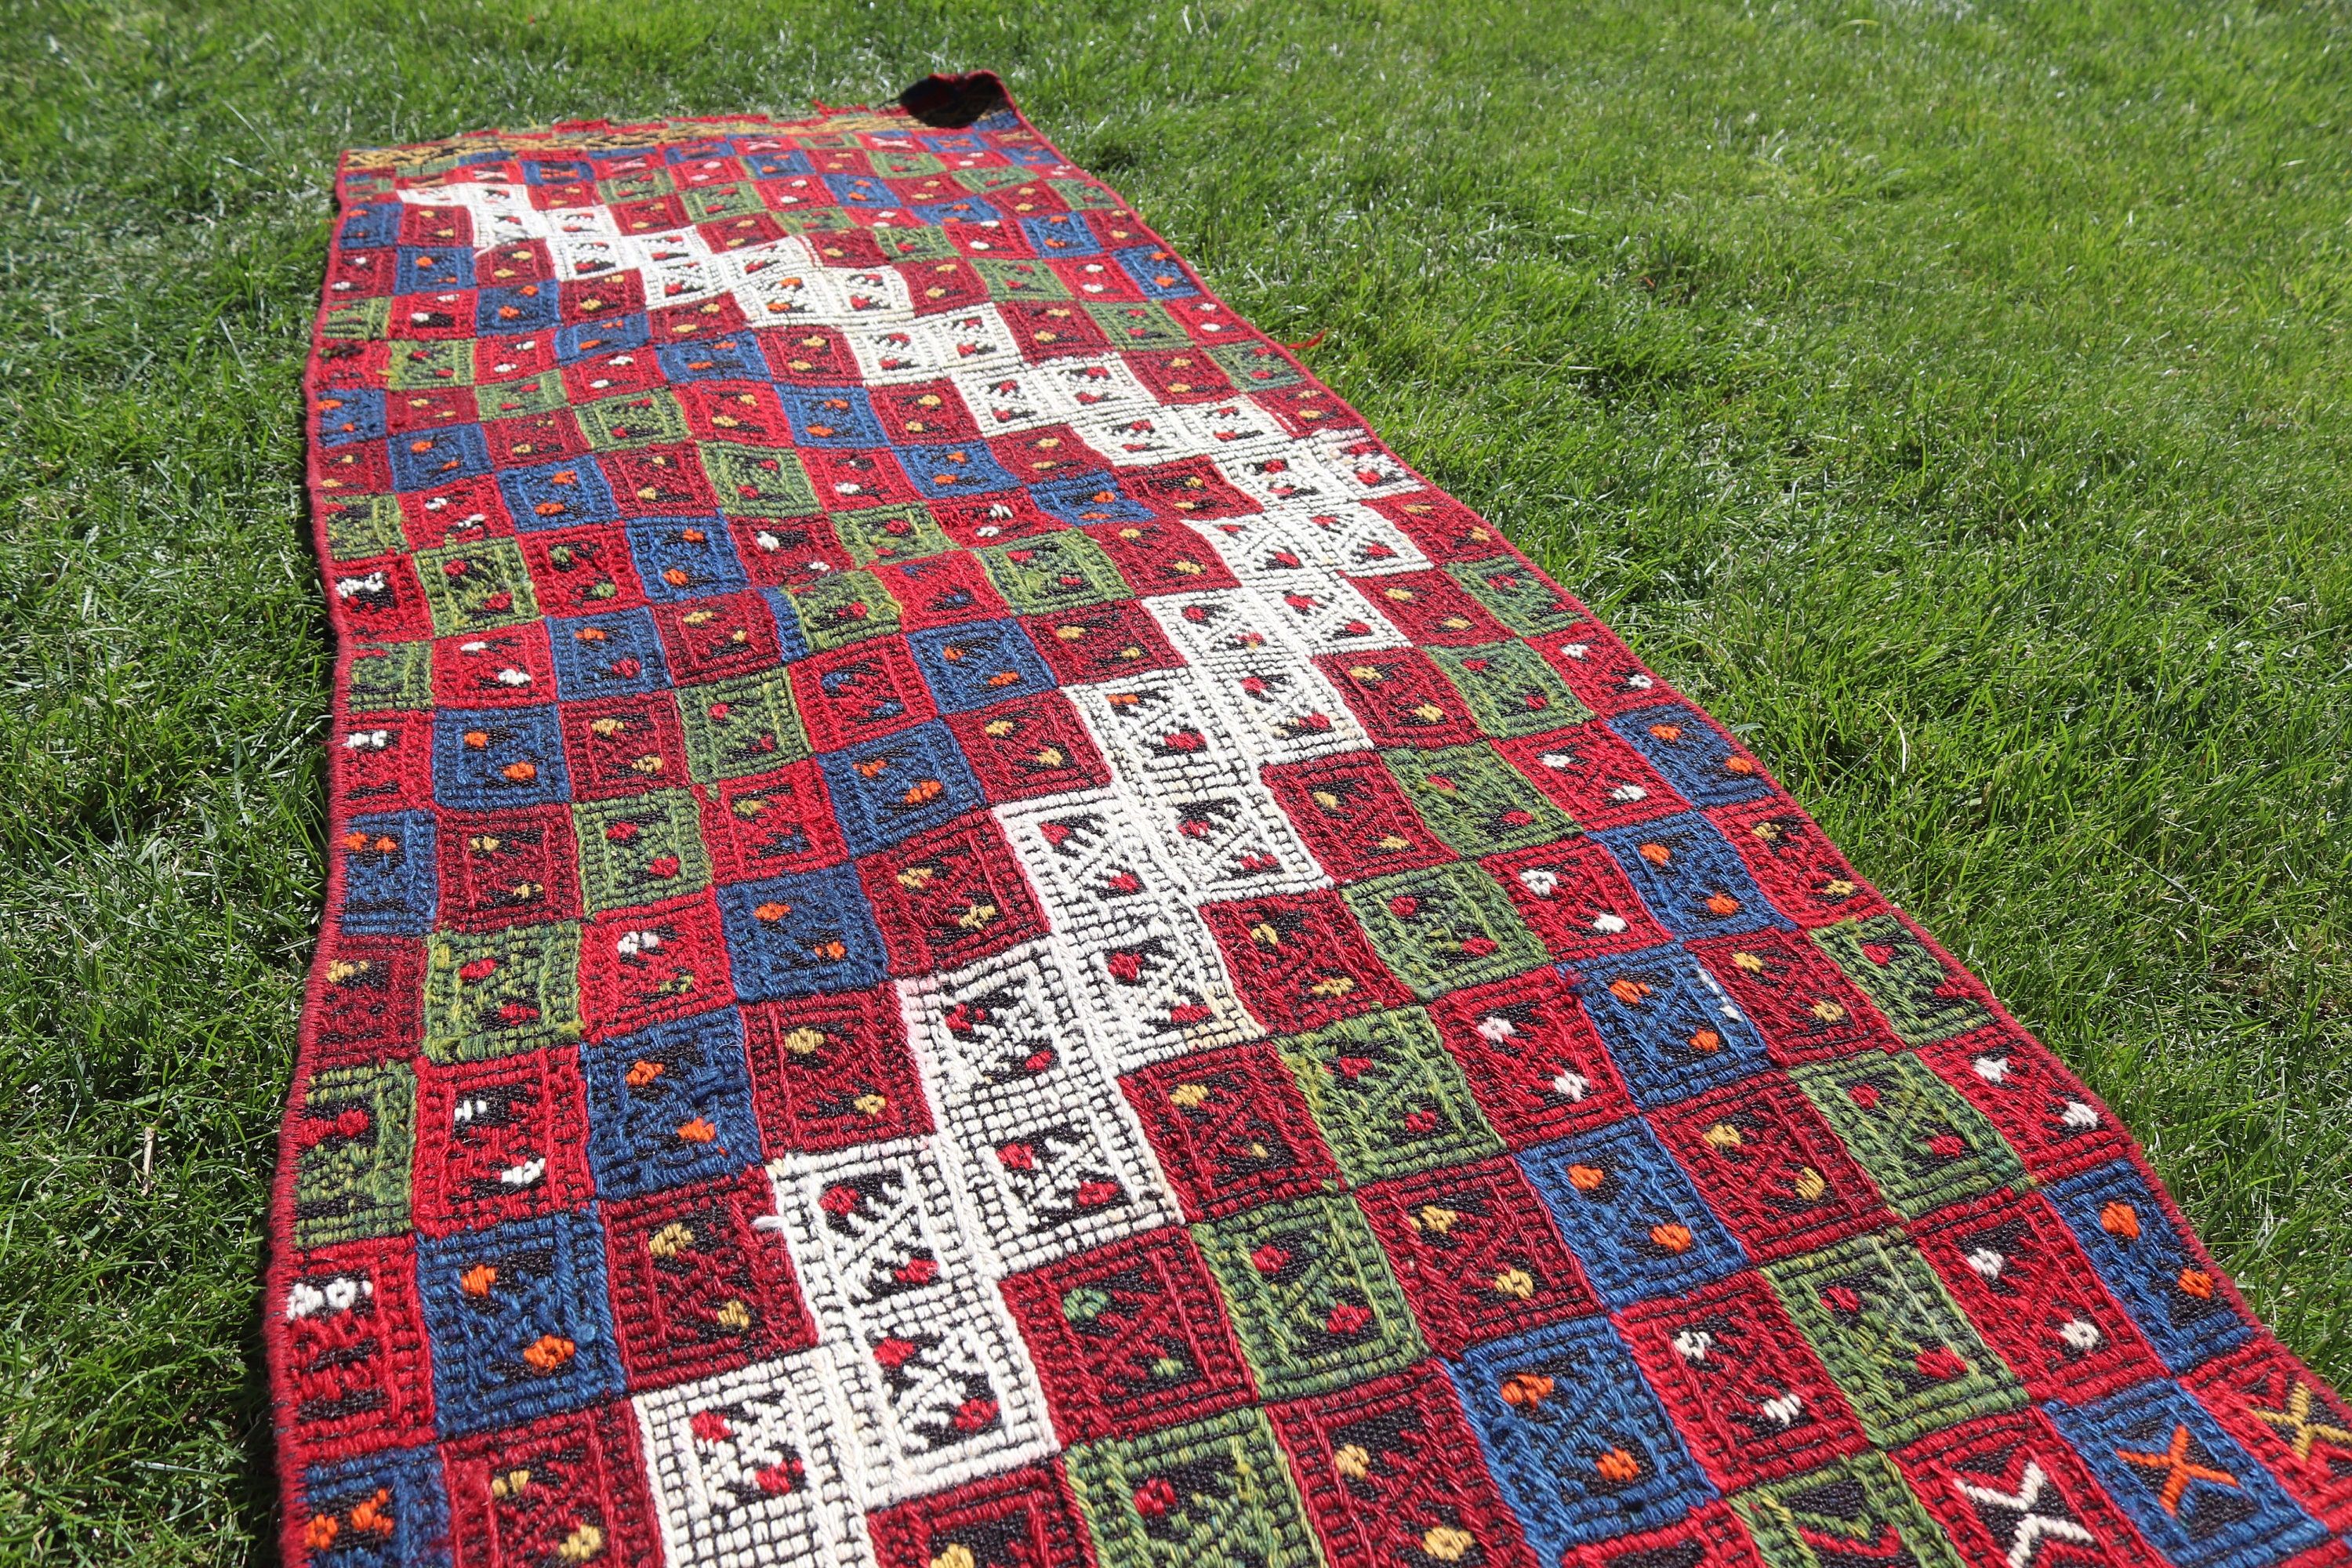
[{"xmin": 270, "ymin": 72, "xmax": 2352, "ymax": 1568}]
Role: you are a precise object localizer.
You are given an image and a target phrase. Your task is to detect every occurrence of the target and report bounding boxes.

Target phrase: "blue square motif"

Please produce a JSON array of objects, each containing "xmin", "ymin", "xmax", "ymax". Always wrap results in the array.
[
  {"xmin": 656, "ymin": 335, "xmax": 768, "ymax": 382},
  {"xmin": 1449, "ymin": 1314, "xmax": 1719, "ymax": 1560},
  {"xmin": 906, "ymin": 620, "xmax": 1058, "ymax": 713},
  {"xmin": 318, "ymin": 387, "xmax": 386, "ymax": 448},
  {"xmin": 626, "ymin": 517, "xmax": 749, "ymax": 603},
  {"xmin": 1607, "ymin": 704, "xmax": 1773, "ymax": 808},
  {"xmin": 299, "ymin": 1444, "xmax": 452, "ymax": 1568},
  {"xmin": 499, "ymin": 458, "xmax": 622, "ymax": 533},
  {"xmin": 557, "ymin": 313, "xmax": 650, "ymax": 363},
  {"xmin": 1595, "ymin": 813, "xmax": 1791, "ymax": 941},
  {"xmin": 582, "ymin": 1007, "xmax": 764, "ymax": 1199},
  {"xmin": 388, "ymin": 423, "xmax": 492, "ymax": 493},
  {"xmin": 775, "ymin": 385, "xmax": 888, "ymax": 448},
  {"xmin": 815, "ymin": 718, "xmax": 985, "ymax": 855},
  {"xmin": 339, "ymin": 202, "xmax": 401, "ymax": 248},
  {"xmin": 1029, "ymin": 470, "xmax": 1154, "ymax": 525},
  {"xmin": 431, "ymin": 706, "xmax": 572, "ymax": 810},
  {"xmin": 339, "ymin": 810, "xmax": 439, "ymax": 936},
  {"xmin": 548, "ymin": 608, "xmax": 673, "ymax": 700},
  {"xmin": 717, "ymin": 866, "xmax": 890, "ymax": 1002},
  {"xmin": 1519, "ymin": 1118, "xmax": 1748, "ymax": 1308},
  {"xmin": 1113, "ymin": 244, "xmax": 1200, "ymax": 300},
  {"xmin": 1019, "ymin": 212, "xmax": 1101, "ymax": 256},
  {"xmin": 2049, "ymin": 1379, "xmax": 2326, "ymax": 1568},
  {"xmin": 2045, "ymin": 1162, "xmax": 2256, "ymax": 1374},
  {"xmin": 416, "ymin": 1210, "xmax": 623, "ymax": 1436},
  {"xmin": 1566, "ymin": 945, "xmax": 1771, "ymax": 1108},
  {"xmin": 474, "ymin": 283, "xmax": 558, "ymax": 336},
  {"xmin": 394, "ymin": 245, "xmax": 474, "ymax": 293},
  {"xmin": 892, "ymin": 441, "xmax": 1021, "ymax": 501}
]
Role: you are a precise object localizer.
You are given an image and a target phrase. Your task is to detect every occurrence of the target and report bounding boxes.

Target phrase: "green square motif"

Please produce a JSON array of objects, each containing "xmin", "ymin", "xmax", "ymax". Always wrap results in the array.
[
  {"xmin": 977, "ymin": 532, "xmax": 1130, "ymax": 615},
  {"xmin": 577, "ymin": 389, "xmax": 688, "ymax": 450},
  {"xmin": 292, "ymin": 1062, "xmax": 416, "ymax": 1247},
  {"xmin": 1086, "ymin": 301, "xmax": 1188, "ymax": 352},
  {"xmin": 1764, "ymin": 1229, "xmax": 2024, "ymax": 1447},
  {"xmin": 423, "ymin": 923, "xmax": 583, "ymax": 1063},
  {"xmin": 703, "ymin": 443, "xmax": 819, "ymax": 517},
  {"xmin": 1732, "ymin": 1454, "xmax": 1967, "ymax": 1568},
  {"xmin": 831, "ymin": 505, "xmax": 953, "ymax": 567},
  {"xmin": 1065, "ymin": 1408, "xmax": 1321, "ymax": 1568},
  {"xmin": 975, "ymin": 259, "xmax": 1068, "ymax": 301},
  {"xmin": 385, "ymin": 339, "xmax": 474, "ymax": 390},
  {"xmin": 1811, "ymin": 916, "xmax": 1995, "ymax": 1047},
  {"xmin": 1793, "ymin": 1052, "xmax": 2026, "ymax": 1219},
  {"xmin": 321, "ymin": 298, "xmax": 390, "ymax": 343},
  {"xmin": 1052, "ymin": 178, "xmax": 1120, "ymax": 211},
  {"xmin": 1444, "ymin": 558, "xmax": 1584, "ymax": 637},
  {"xmin": 474, "ymin": 369, "xmax": 568, "ymax": 421},
  {"xmin": 785, "ymin": 569, "xmax": 901, "ymax": 651},
  {"xmin": 573, "ymin": 792, "xmax": 712, "ymax": 913},
  {"xmin": 1193, "ymin": 1193, "xmax": 1425, "ymax": 1400},
  {"xmin": 870, "ymin": 149, "xmax": 941, "ymax": 178},
  {"xmin": 870, "ymin": 226, "xmax": 957, "ymax": 263},
  {"xmin": 347, "ymin": 641, "xmax": 434, "ymax": 711},
  {"xmin": 779, "ymin": 207, "xmax": 857, "ymax": 236},
  {"xmin": 1209, "ymin": 341, "xmax": 1302, "ymax": 390},
  {"xmin": 682, "ymin": 181, "xmax": 763, "ymax": 221},
  {"xmin": 957, "ymin": 166, "xmax": 1035, "ymax": 193},
  {"xmin": 1381, "ymin": 743, "xmax": 1580, "ymax": 856},
  {"xmin": 416, "ymin": 537, "xmax": 537, "ymax": 636},
  {"xmin": 679, "ymin": 672, "xmax": 809, "ymax": 782},
  {"xmin": 1342, "ymin": 862, "xmax": 1552, "ymax": 1000},
  {"xmin": 321, "ymin": 495, "xmax": 407, "ymax": 563},
  {"xmin": 1427, "ymin": 641, "xmax": 1592, "ymax": 739},
  {"xmin": 597, "ymin": 168, "xmax": 672, "ymax": 202},
  {"xmin": 1277, "ymin": 1007, "xmax": 1503, "ymax": 1183}
]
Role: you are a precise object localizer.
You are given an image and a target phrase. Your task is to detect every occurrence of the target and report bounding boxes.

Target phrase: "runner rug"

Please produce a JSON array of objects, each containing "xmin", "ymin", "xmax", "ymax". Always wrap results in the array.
[{"xmin": 270, "ymin": 71, "xmax": 2352, "ymax": 1568}]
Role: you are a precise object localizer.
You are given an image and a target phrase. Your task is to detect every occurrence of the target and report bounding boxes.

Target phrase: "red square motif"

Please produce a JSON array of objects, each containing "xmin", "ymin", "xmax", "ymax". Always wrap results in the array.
[
  {"xmin": 1196, "ymin": 890, "xmax": 1414, "ymax": 1036},
  {"xmin": 1268, "ymin": 1362, "xmax": 1536, "ymax": 1568},
  {"xmin": 859, "ymin": 812, "xmax": 1049, "ymax": 977},
  {"xmin": 1120, "ymin": 1044, "xmax": 1340, "ymax": 1221},
  {"xmin": 435, "ymin": 805, "xmax": 583, "ymax": 931},
  {"xmin": 868, "ymin": 1462, "xmax": 1097, "ymax": 1568},
  {"xmin": 1910, "ymin": 1186, "xmax": 2165, "ymax": 1405},
  {"xmin": 411, "ymin": 1047, "xmax": 596, "ymax": 1236},
  {"xmin": 1000, "ymin": 1227, "xmax": 1257, "ymax": 1443},
  {"xmin": 274, "ymin": 1233, "xmax": 436, "ymax": 1457},
  {"xmin": 443, "ymin": 1403, "xmax": 662, "ymax": 1568},
  {"xmin": 1648, "ymin": 1073, "xmax": 1893, "ymax": 1262},
  {"xmin": 742, "ymin": 987, "xmax": 933, "ymax": 1153},
  {"xmin": 943, "ymin": 690, "xmax": 1113, "ymax": 803},
  {"xmin": 558, "ymin": 691, "xmax": 691, "ymax": 800},
  {"xmin": 579, "ymin": 894, "xmax": 737, "ymax": 1043},
  {"xmin": 790, "ymin": 635, "xmax": 938, "ymax": 753},
  {"xmin": 1356, "ymin": 1157, "xmax": 1598, "ymax": 1356},
  {"xmin": 1426, "ymin": 971, "xmax": 1635, "ymax": 1146},
  {"xmin": 1614, "ymin": 1270, "xmax": 1870, "ymax": 1491},
  {"xmin": 652, "ymin": 590, "xmax": 786, "ymax": 685},
  {"xmin": 602, "ymin": 1168, "xmax": 817, "ymax": 1391}
]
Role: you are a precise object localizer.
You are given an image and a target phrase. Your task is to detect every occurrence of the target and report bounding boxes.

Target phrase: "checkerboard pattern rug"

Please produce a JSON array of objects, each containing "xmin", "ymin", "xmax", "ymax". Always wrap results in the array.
[{"xmin": 270, "ymin": 71, "xmax": 2352, "ymax": 1568}]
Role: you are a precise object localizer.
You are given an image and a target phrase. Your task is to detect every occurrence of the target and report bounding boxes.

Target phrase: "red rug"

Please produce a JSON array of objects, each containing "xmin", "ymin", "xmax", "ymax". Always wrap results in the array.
[{"xmin": 270, "ymin": 71, "xmax": 2352, "ymax": 1568}]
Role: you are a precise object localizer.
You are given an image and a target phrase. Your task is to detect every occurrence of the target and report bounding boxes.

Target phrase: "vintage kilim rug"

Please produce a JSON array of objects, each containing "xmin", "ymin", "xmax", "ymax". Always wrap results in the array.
[{"xmin": 270, "ymin": 71, "xmax": 2352, "ymax": 1568}]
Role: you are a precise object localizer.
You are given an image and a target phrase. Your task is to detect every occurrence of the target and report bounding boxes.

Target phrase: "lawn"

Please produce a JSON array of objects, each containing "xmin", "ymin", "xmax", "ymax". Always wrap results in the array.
[{"xmin": 1, "ymin": 0, "xmax": 2347, "ymax": 1560}]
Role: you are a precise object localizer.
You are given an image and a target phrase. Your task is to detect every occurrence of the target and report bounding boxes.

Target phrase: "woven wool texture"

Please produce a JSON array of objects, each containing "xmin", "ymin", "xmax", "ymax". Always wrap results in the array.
[{"xmin": 271, "ymin": 73, "xmax": 2352, "ymax": 1568}]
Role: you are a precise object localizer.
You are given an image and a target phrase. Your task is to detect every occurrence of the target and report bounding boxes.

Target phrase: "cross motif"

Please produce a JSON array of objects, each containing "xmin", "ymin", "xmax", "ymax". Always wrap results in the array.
[
  {"xmin": 1954, "ymin": 1462, "xmax": 2097, "ymax": 1568},
  {"xmin": 2249, "ymin": 1379, "xmax": 2352, "ymax": 1461},
  {"xmin": 2114, "ymin": 1424, "xmax": 2238, "ymax": 1516}
]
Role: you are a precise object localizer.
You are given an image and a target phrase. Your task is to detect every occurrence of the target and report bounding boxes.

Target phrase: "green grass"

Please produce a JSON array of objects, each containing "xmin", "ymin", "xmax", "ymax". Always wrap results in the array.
[{"xmin": 2, "ymin": 0, "xmax": 2347, "ymax": 1559}]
